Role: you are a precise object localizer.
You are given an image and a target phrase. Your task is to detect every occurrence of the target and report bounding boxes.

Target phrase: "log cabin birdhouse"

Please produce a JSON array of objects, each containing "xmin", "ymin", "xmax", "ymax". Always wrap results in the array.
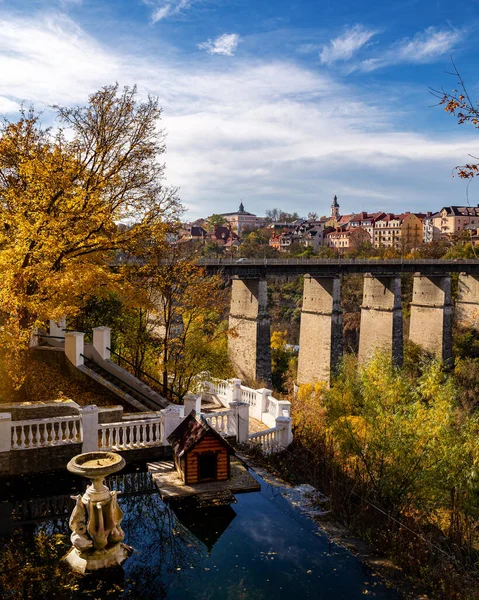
[{"xmin": 167, "ymin": 411, "xmax": 235, "ymax": 485}]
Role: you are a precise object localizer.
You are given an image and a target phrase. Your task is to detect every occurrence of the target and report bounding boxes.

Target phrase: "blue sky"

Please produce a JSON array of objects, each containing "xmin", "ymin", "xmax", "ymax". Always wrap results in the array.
[{"xmin": 0, "ymin": 0, "xmax": 478, "ymax": 219}]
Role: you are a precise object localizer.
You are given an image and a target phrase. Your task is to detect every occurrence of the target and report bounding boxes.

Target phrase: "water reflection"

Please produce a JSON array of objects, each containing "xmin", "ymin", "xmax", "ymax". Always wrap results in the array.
[
  {"xmin": 0, "ymin": 466, "xmax": 404, "ymax": 600},
  {"xmin": 172, "ymin": 502, "xmax": 237, "ymax": 554}
]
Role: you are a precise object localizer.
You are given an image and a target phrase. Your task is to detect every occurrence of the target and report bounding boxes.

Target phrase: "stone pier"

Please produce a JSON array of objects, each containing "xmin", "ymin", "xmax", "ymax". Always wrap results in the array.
[
  {"xmin": 297, "ymin": 276, "xmax": 342, "ymax": 385},
  {"xmin": 409, "ymin": 274, "xmax": 452, "ymax": 363},
  {"xmin": 228, "ymin": 278, "xmax": 272, "ymax": 385},
  {"xmin": 358, "ymin": 275, "xmax": 403, "ymax": 366},
  {"xmin": 456, "ymin": 274, "xmax": 479, "ymax": 330}
]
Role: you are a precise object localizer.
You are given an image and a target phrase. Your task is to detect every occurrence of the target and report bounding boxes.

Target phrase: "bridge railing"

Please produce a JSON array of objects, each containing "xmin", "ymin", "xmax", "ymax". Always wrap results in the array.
[{"xmin": 199, "ymin": 258, "xmax": 479, "ymax": 266}]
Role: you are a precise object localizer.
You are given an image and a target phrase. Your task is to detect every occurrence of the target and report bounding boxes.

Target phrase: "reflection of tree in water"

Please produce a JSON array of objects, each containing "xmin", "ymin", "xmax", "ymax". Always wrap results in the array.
[
  {"xmin": 119, "ymin": 492, "xmax": 207, "ymax": 599},
  {"xmin": 0, "ymin": 470, "xmax": 213, "ymax": 600}
]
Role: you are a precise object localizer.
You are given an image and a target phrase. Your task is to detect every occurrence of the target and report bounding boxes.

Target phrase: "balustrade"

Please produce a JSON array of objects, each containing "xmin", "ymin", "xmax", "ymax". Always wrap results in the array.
[
  {"xmin": 3, "ymin": 375, "xmax": 291, "ymax": 466},
  {"xmin": 98, "ymin": 418, "xmax": 165, "ymax": 451},
  {"xmin": 11, "ymin": 416, "xmax": 82, "ymax": 450},
  {"xmin": 211, "ymin": 378, "xmax": 228, "ymax": 398},
  {"xmin": 202, "ymin": 410, "xmax": 236, "ymax": 436},
  {"xmin": 240, "ymin": 386, "xmax": 258, "ymax": 407},
  {"xmin": 248, "ymin": 425, "xmax": 285, "ymax": 453}
]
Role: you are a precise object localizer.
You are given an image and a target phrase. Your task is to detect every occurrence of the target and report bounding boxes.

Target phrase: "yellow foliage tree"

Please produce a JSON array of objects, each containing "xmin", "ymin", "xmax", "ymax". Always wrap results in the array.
[
  {"xmin": 0, "ymin": 86, "xmax": 180, "ymax": 387},
  {"xmin": 125, "ymin": 241, "xmax": 232, "ymax": 398}
]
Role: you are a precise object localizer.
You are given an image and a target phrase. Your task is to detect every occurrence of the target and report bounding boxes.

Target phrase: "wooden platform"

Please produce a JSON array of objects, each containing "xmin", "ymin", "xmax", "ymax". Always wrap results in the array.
[{"xmin": 147, "ymin": 457, "xmax": 261, "ymax": 503}]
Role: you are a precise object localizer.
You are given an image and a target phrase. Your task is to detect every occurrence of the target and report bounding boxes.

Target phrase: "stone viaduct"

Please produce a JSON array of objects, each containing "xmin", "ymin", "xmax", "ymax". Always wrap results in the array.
[{"xmin": 200, "ymin": 258, "xmax": 479, "ymax": 386}]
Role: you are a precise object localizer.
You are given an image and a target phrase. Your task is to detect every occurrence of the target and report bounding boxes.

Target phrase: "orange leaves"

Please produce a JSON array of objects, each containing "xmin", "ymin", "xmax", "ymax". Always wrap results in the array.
[
  {"xmin": 0, "ymin": 85, "xmax": 181, "ymax": 389},
  {"xmin": 435, "ymin": 68, "xmax": 479, "ymax": 179}
]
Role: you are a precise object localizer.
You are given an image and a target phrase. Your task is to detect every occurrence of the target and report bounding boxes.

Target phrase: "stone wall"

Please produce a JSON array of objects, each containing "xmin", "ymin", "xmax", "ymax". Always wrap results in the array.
[
  {"xmin": 0, "ymin": 444, "xmax": 172, "ymax": 477},
  {"xmin": 0, "ymin": 443, "xmax": 83, "ymax": 476},
  {"xmin": 1, "ymin": 400, "xmax": 81, "ymax": 421}
]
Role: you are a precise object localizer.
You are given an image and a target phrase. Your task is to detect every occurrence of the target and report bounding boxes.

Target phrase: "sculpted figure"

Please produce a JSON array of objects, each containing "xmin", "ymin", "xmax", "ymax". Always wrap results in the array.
[
  {"xmin": 107, "ymin": 491, "xmax": 125, "ymax": 545},
  {"xmin": 69, "ymin": 495, "xmax": 93, "ymax": 551},
  {"xmin": 87, "ymin": 499, "xmax": 109, "ymax": 550}
]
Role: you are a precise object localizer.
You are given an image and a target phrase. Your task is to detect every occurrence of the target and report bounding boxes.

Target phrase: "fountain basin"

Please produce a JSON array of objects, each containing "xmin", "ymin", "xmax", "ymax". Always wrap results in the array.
[{"xmin": 67, "ymin": 451, "xmax": 125, "ymax": 479}]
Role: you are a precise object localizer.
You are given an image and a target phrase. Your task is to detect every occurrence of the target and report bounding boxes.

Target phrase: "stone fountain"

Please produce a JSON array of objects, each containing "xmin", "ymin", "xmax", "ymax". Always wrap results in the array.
[{"xmin": 65, "ymin": 451, "xmax": 132, "ymax": 573}]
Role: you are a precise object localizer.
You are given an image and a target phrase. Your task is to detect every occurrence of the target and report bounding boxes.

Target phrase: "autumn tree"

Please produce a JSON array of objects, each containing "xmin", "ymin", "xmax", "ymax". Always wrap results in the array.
[
  {"xmin": 126, "ymin": 241, "xmax": 232, "ymax": 399},
  {"xmin": 0, "ymin": 85, "xmax": 180, "ymax": 386},
  {"xmin": 289, "ymin": 352, "xmax": 479, "ymax": 596}
]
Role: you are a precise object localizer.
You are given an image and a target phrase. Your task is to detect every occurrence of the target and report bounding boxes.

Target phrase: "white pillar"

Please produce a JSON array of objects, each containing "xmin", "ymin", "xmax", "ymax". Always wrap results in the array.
[
  {"xmin": 81, "ymin": 406, "xmax": 99, "ymax": 452},
  {"xmin": 229, "ymin": 401, "xmax": 249, "ymax": 443},
  {"xmin": 92, "ymin": 327, "xmax": 111, "ymax": 360},
  {"xmin": 226, "ymin": 378, "xmax": 242, "ymax": 404},
  {"xmin": 257, "ymin": 388, "xmax": 272, "ymax": 415},
  {"xmin": 49, "ymin": 318, "xmax": 66, "ymax": 339},
  {"xmin": 184, "ymin": 394, "xmax": 201, "ymax": 416},
  {"xmin": 65, "ymin": 332, "xmax": 85, "ymax": 367},
  {"xmin": 163, "ymin": 406, "xmax": 183, "ymax": 440},
  {"xmin": 0, "ymin": 413, "xmax": 11, "ymax": 452},
  {"xmin": 276, "ymin": 416, "xmax": 293, "ymax": 447},
  {"xmin": 276, "ymin": 400, "xmax": 291, "ymax": 419}
]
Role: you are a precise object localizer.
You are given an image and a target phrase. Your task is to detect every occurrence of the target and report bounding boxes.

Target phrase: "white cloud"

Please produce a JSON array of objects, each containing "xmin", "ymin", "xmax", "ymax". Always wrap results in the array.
[
  {"xmin": 320, "ymin": 24, "xmax": 376, "ymax": 65},
  {"xmin": 198, "ymin": 33, "xmax": 241, "ymax": 56},
  {"xmin": 360, "ymin": 27, "xmax": 461, "ymax": 71},
  {"xmin": 143, "ymin": 0, "xmax": 194, "ymax": 23},
  {"xmin": 296, "ymin": 43, "xmax": 322, "ymax": 55},
  {"xmin": 0, "ymin": 13, "xmax": 474, "ymax": 219},
  {"xmin": 0, "ymin": 96, "xmax": 20, "ymax": 114},
  {"xmin": 0, "ymin": 14, "xmax": 119, "ymax": 104},
  {"xmin": 396, "ymin": 27, "xmax": 460, "ymax": 61}
]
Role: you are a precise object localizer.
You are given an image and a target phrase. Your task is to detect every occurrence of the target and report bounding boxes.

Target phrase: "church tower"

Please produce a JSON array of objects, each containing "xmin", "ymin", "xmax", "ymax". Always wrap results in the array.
[{"xmin": 331, "ymin": 195, "xmax": 339, "ymax": 219}]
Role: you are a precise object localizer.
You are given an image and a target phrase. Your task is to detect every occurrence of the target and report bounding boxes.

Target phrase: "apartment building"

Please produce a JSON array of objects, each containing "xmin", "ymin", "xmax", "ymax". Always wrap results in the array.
[
  {"xmin": 429, "ymin": 206, "xmax": 479, "ymax": 240},
  {"xmin": 346, "ymin": 212, "xmax": 385, "ymax": 245},
  {"xmin": 324, "ymin": 225, "xmax": 371, "ymax": 253},
  {"xmin": 373, "ymin": 213, "xmax": 422, "ymax": 251}
]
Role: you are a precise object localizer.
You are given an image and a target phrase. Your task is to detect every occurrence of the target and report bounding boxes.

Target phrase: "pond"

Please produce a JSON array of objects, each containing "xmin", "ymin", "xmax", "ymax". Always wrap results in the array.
[{"xmin": 0, "ymin": 464, "xmax": 402, "ymax": 600}]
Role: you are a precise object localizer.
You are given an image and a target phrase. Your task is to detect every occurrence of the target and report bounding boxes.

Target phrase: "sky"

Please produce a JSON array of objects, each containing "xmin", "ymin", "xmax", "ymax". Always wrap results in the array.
[{"xmin": 0, "ymin": 0, "xmax": 478, "ymax": 220}]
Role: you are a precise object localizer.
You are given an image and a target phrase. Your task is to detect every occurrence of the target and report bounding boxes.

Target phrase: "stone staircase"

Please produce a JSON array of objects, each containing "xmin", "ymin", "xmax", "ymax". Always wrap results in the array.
[{"xmin": 81, "ymin": 356, "xmax": 167, "ymax": 412}]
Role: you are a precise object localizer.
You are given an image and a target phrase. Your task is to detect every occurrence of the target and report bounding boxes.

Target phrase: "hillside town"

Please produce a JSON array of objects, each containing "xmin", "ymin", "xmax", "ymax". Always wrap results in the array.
[{"xmin": 179, "ymin": 197, "xmax": 479, "ymax": 255}]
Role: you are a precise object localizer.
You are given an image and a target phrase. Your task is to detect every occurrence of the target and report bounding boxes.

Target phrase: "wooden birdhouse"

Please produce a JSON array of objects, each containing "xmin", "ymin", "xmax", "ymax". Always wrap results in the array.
[{"xmin": 167, "ymin": 411, "xmax": 235, "ymax": 485}]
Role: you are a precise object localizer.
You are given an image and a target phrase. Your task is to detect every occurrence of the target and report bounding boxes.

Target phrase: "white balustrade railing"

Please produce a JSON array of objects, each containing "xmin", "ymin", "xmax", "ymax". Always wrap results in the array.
[
  {"xmin": 4, "ymin": 375, "xmax": 291, "ymax": 461},
  {"xmin": 240, "ymin": 386, "xmax": 258, "ymax": 407},
  {"xmin": 202, "ymin": 410, "xmax": 236, "ymax": 437},
  {"xmin": 210, "ymin": 378, "xmax": 228, "ymax": 398},
  {"xmin": 98, "ymin": 418, "xmax": 165, "ymax": 451},
  {"xmin": 248, "ymin": 425, "xmax": 285, "ymax": 453},
  {"xmin": 11, "ymin": 416, "xmax": 82, "ymax": 450}
]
